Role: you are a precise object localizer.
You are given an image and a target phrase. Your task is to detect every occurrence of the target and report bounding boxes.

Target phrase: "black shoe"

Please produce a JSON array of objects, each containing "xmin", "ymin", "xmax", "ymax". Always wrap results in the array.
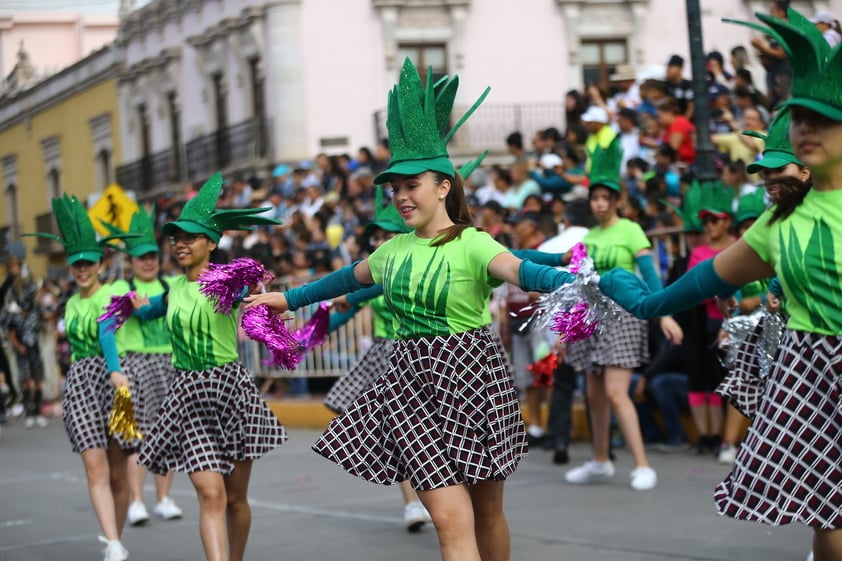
[
  {"xmin": 552, "ymin": 448, "xmax": 569, "ymax": 465},
  {"xmin": 695, "ymin": 435, "xmax": 710, "ymax": 456},
  {"xmin": 526, "ymin": 433, "xmax": 546, "ymax": 447}
]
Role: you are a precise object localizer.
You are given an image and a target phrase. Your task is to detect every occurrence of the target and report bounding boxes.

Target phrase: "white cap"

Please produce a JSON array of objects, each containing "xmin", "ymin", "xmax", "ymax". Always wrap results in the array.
[
  {"xmin": 539, "ymin": 153, "xmax": 563, "ymax": 168},
  {"xmin": 810, "ymin": 10, "xmax": 837, "ymax": 24},
  {"xmin": 580, "ymin": 105, "xmax": 609, "ymax": 124}
]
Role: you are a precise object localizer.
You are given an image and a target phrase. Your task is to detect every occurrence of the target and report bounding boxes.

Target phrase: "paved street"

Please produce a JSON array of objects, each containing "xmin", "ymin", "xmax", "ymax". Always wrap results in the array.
[{"xmin": 0, "ymin": 419, "xmax": 811, "ymax": 561}]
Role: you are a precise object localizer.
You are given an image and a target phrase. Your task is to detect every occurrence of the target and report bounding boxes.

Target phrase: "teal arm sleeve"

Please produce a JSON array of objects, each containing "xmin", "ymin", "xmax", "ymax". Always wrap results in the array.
[
  {"xmin": 768, "ymin": 276, "xmax": 783, "ymax": 298},
  {"xmin": 329, "ymin": 307, "xmax": 360, "ymax": 333},
  {"xmin": 635, "ymin": 254, "xmax": 663, "ymax": 292},
  {"xmin": 286, "ymin": 264, "xmax": 373, "ymax": 311},
  {"xmin": 518, "ymin": 259, "xmax": 575, "ymax": 292},
  {"xmin": 346, "ymin": 284, "xmax": 384, "ymax": 307},
  {"xmin": 98, "ymin": 319, "xmax": 122, "ymax": 374},
  {"xmin": 599, "ymin": 258, "xmax": 739, "ymax": 319},
  {"xmin": 134, "ymin": 293, "xmax": 167, "ymax": 320},
  {"xmin": 511, "ymin": 249, "xmax": 564, "ymax": 267}
]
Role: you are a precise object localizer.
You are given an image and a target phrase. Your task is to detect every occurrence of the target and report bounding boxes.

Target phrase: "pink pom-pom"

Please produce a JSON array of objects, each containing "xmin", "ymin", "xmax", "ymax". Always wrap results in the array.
[
  {"xmin": 293, "ymin": 302, "xmax": 331, "ymax": 352},
  {"xmin": 568, "ymin": 242, "xmax": 588, "ymax": 274},
  {"xmin": 241, "ymin": 305, "xmax": 301, "ymax": 370},
  {"xmin": 198, "ymin": 258, "xmax": 274, "ymax": 314},
  {"xmin": 550, "ymin": 301, "xmax": 598, "ymax": 343},
  {"xmin": 98, "ymin": 292, "xmax": 136, "ymax": 333}
]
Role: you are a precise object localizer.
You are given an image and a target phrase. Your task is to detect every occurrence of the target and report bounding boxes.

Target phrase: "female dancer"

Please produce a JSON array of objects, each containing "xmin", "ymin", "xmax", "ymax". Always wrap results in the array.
[
  {"xmin": 245, "ymin": 58, "xmax": 575, "ymax": 561},
  {"xmin": 563, "ymin": 138, "xmax": 682, "ymax": 491},
  {"xmin": 132, "ymin": 174, "xmax": 286, "ymax": 561},
  {"xmin": 104, "ymin": 206, "xmax": 183, "ymax": 524},
  {"xmin": 27, "ymin": 195, "xmax": 137, "ymax": 561},
  {"xmin": 600, "ymin": 9, "xmax": 842, "ymax": 559}
]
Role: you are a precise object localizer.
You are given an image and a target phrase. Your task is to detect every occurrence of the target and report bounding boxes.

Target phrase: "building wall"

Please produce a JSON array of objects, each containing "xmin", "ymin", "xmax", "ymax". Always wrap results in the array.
[
  {"xmin": 0, "ymin": 49, "xmax": 121, "ymax": 279},
  {"xmin": 0, "ymin": 13, "xmax": 119, "ymax": 78}
]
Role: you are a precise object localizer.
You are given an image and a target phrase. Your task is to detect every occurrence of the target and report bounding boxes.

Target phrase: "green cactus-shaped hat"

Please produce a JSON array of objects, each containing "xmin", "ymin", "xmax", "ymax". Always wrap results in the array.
[
  {"xmin": 587, "ymin": 136, "xmax": 623, "ymax": 192},
  {"xmin": 734, "ymin": 188, "xmax": 768, "ymax": 225},
  {"xmin": 100, "ymin": 204, "xmax": 159, "ymax": 257},
  {"xmin": 744, "ymin": 109, "xmax": 803, "ymax": 174},
  {"xmin": 698, "ymin": 180, "xmax": 734, "ymax": 219},
  {"xmin": 373, "ymin": 58, "xmax": 491, "ymax": 185},
  {"xmin": 161, "ymin": 172, "xmax": 282, "ymax": 243},
  {"xmin": 664, "ymin": 180, "xmax": 704, "ymax": 233},
  {"xmin": 457, "ymin": 150, "xmax": 488, "ymax": 181},
  {"xmin": 725, "ymin": 8, "xmax": 841, "ymax": 120},
  {"xmin": 24, "ymin": 194, "xmax": 138, "ymax": 265}
]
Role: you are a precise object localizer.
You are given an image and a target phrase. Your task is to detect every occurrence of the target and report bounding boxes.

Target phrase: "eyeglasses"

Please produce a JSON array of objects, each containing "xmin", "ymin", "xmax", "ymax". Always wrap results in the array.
[
  {"xmin": 701, "ymin": 215, "xmax": 722, "ymax": 225},
  {"xmin": 167, "ymin": 233, "xmax": 205, "ymax": 246}
]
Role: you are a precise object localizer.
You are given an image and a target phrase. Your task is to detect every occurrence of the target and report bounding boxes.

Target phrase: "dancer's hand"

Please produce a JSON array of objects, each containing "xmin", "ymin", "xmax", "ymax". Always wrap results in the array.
[
  {"xmin": 130, "ymin": 292, "xmax": 150, "ymax": 310},
  {"xmin": 766, "ymin": 291, "xmax": 781, "ymax": 313},
  {"xmin": 109, "ymin": 371, "xmax": 130, "ymax": 389},
  {"xmin": 243, "ymin": 291, "xmax": 289, "ymax": 313},
  {"xmin": 332, "ymin": 295, "xmax": 350, "ymax": 313},
  {"xmin": 659, "ymin": 316, "xmax": 683, "ymax": 345}
]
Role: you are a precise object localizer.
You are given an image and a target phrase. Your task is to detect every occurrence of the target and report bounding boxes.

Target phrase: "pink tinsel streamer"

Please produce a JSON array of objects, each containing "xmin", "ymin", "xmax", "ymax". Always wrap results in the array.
[
  {"xmin": 98, "ymin": 292, "xmax": 136, "ymax": 333},
  {"xmin": 241, "ymin": 305, "xmax": 300, "ymax": 370},
  {"xmin": 198, "ymin": 258, "xmax": 274, "ymax": 315},
  {"xmin": 550, "ymin": 301, "xmax": 598, "ymax": 343},
  {"xmin": 568, "ymin": 242, "xmax": 588, "ymax": 274},
  {"xmin": 292, "ymin": 302, "xmax": 331, "ymax": 353}
]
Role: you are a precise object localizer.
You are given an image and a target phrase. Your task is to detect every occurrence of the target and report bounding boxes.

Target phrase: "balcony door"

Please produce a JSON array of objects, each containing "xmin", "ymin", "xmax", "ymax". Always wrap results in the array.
[{"xmin": 580, "ymin": 39, "xmax": 628, "ymax": 93}]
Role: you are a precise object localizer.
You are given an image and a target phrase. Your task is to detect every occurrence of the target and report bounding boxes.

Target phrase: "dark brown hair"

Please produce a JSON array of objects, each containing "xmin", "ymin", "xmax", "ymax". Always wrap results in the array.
[
  {"xmin": 767, "ymin": 176, "xmax": 812, "ymax": 224},
  {"xmin": 431, "ymin": 171, "xmax": 475, "ymax": 247}
]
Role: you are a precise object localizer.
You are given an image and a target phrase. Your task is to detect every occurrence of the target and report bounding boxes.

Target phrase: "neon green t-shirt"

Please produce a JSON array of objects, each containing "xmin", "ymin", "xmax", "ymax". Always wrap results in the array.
[
  {"xmin": 368, "ymin": 228, "xmax": 506, "ymax": 339},
  {"xmin": 166, "ymin": 275, "xmax": 238, "ymax": 370},
  {"xmin": 113, "ymin": 278, "xmax": 172, "ymax": 355},
  {"xmin": 371, "ymin": 296, "xmax": 396, "ymax": 339},
  {"xmin": 65, "ymin": 284, "xmax": 118, "ymax": 361},
  {"xmin": 743, "ymin": 188, "xmax": 842, "ymax": 335},
  {"xmin": 584, "ymin": 218, "xmax": 651, "ymax": 275}
]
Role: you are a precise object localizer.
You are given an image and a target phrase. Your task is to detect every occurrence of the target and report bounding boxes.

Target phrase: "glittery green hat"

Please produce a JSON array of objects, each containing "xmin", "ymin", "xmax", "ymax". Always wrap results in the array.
[
  {"xmin": 24, "ymin": 194, "xmax": 138, "ymax": 265},
  {"xmin": 161, "ymin": 172, "xmax": 282, "ymax": 243},
  {"xmin": 366, "ymin": 185, "xmax": 411, "ymax": 234},
  {"xmin": 100, "ymin": 204, "xmax": 159, "ymax": 257},
  {"xmin": 744, "ymin": 109, "xmax": 803, "ymax": 174},
  {"xmin": 457, "ymin": 151, "xmax": 488, "ymax": 181},
  {"xmin": 734, "ymin": 188, "xmax": 768, "ymax": 225},
  {"xmin": 587, "ymin": 137, "xmax": 623, "ymax": 192},
  {"xmin": 725, "ymin": 8, "xmax": 841, "ymax": 119},
  {"xmin": 664, "ymin": 180, "xmax": 704, "ymax": 233},
  {"xmin": 374, "ymin": 58, "xmax": 491, "ymax": 184},
  {"xmin": 698, "ymin": 180, "xmax": 734, "ymax": 219}
]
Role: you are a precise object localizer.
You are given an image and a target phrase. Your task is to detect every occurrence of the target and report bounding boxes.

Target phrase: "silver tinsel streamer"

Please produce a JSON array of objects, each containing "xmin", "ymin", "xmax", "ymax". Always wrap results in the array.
[
  {"xmin": 524, "ymin": 255, "xmax": 624, "ymax": 342},
  {"xmin": 719, "ymin": 310, "xmax": 785, "ymax": 376}
]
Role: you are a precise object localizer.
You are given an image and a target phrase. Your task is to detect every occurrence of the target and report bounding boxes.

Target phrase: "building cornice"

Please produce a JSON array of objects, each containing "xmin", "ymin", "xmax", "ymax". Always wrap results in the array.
[{"xmin": 0, "ymin": 45, "xmax": 122, "ymax": 132}]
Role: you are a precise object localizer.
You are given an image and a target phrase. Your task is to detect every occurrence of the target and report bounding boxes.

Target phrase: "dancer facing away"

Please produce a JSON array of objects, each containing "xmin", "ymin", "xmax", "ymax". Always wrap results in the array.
[
  {"xmin": 562, "ymin": 138, "xmax": 683, "ymax": 491},
  {"xmin": 103, "ymin": 206, "xmax": 183, "ymax": 525},
  {"xmin": 600, "ymin": 9, "xmax": 842, "ymax": 560},
  {"xmin": 245, "ymin": 58, "xmax": 576, "ymax": 561},
  {"xmin": 26, "ymin": 195, "xmax": 138, "ymax": 561},
  {"xmin": 131, "ymin": 173, "xmax": 287, "ymax": 561}
]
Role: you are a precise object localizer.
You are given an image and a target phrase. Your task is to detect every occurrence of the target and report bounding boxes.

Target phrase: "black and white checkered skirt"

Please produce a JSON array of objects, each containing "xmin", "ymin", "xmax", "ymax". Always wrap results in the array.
[
  {"xmin": 714, "ymin": 330, "xmax": 842, "ymax": 528},
  {"xmin": 63, "ymin": 356, "xmax": 138, "ymax": 454},
  {"xmin": 324, "ymin": 338, "xmax": 394, "ymax": 414},
  {"xmin": 121, "ymin": 353, "xmax": 175, "ymax": 435},
  {"xmin": 716, "ymin": 323, "xmax": 766, "ymax": 419},
  {"xmin": 138, "ymin": 361, "xmax": 287, "ymax": 475},
  {"xmin": 564, "ymin": 308, "xmax": 650, "ymax": 373},
  {"xmin": 313, "ymin": 327, "xmax": 527, "ymax": 490}
]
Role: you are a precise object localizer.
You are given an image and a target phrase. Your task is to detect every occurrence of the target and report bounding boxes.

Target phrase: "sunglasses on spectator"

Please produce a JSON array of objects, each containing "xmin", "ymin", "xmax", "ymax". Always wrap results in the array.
[
  {"xmin": 167, "ymin": 233, "xmax": 206, "ymax": 246},
  {"xmin": 701, "ymin": 215, "xmax": 723, "ymax": 225}
]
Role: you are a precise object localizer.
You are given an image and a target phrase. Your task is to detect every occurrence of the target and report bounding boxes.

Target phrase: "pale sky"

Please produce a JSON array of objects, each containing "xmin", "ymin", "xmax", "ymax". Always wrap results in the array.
[{"xmin": 0, "ymin": 0, "xmax": 151, "ymax": 15}]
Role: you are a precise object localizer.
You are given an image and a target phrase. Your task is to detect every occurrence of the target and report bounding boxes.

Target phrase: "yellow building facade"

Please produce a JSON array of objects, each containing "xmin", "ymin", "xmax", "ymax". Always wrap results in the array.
[{"xmin": 0, "ymin": 45, "xmax": 122, "ymax": 279}]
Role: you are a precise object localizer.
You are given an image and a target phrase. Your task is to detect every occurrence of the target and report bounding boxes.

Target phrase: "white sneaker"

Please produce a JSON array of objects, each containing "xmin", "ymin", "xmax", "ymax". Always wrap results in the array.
[
  {"xmin": 10, "ymin": 403, "xmax": 24, "ymax": 418},
  {"xmin": 403, "ymin": 500, "xmax": 429, "ymax": 533},
  {"xmin": 565, "ymin": 460, "xmax": 615, "ymax": 484},
  {"xmin": 806, "ymin": 551, "xmax": 814, "ymax": 561},
  {"xmin": 24, "ymin": 417, "xmax": 35, "ymax": 429},
  {"xmin": 35, "ymin": 416, "xmax": 48, "ymax": 428},
  {"xmin": 717, "ymin": 444, "xmax": 737, "ymax": 465},
  {"xmin": 153, "ymin": 497, "xmax": 183, "ymax": 520},
  {"xmin": 98, "ymin": 536, "xmax": 129, "ymax": 561},
  {"xmin": 630, "ymin": 466, "xmax": 658, "ymax": 490},
  {"xmin": 127, "ymin": 501, "xmax": 149, "ymax": 526}
]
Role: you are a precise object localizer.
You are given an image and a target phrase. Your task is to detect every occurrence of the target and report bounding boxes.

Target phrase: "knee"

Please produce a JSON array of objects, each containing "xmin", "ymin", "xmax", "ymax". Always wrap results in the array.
[
  {"xmin": 428, "ymin": 504, "xmax": 472, "ymax": 540},
  {"xmin": 196, "ymin": 485, "xmax": 227, "ymax": 509}
]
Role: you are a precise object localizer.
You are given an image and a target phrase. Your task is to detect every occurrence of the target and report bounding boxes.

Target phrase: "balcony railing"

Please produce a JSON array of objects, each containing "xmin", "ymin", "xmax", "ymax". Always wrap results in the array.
[
  {"xmin": 33, "ymin": 212, "xmax": 63, "ymax": 254},
  {"xmin": 115, "ymin": 115, "xmax": 271, "ymax": 197},
  {"xmin": 374, "ymin": 102, "xmax": 565, "ymax": 156}
]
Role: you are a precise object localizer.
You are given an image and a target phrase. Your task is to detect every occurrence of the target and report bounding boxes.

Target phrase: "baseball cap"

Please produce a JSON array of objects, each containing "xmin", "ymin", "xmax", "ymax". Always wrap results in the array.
[
  {"xmin": 580, "ymin": 106, "xmax": 609, "ymax": 124},
  {"xmin": 810, "ymin": 10, "xmax": 837, "ymax": 24},
  {"xmin": 539, "ymin": 153, "xmax": 563, "ymax": 168}
]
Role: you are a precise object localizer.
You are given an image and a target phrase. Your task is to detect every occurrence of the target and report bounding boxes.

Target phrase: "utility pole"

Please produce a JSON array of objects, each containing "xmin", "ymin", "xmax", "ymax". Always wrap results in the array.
[{"xmin": 686, "ymin": 0, "xmax": 717, "ymax": 183}]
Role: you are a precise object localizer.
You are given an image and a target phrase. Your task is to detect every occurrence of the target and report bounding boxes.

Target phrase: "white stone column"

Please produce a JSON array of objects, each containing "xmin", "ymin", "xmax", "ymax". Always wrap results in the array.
[
  {"xmin": 264, "ymin": 0, "xmax": 309, "ymax": 163},
  {"xmin": 561, "ymin": 3, "xmax": 583, "ymax": 92}
]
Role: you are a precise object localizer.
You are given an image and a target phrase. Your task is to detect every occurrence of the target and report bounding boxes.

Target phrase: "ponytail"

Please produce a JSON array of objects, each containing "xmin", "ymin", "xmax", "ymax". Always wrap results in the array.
[{"xmin": 431, "ymin": 171, "xmax": 476, "ymax": 246}]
